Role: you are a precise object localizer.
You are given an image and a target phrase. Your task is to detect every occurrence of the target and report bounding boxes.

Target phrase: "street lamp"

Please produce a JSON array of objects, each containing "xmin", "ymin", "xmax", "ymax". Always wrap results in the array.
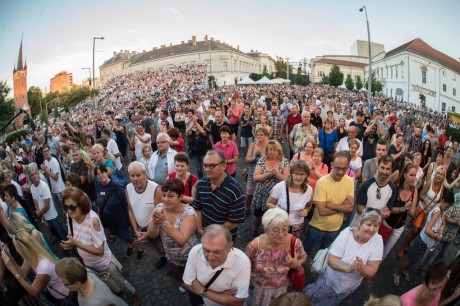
[
  {"xmin": 82, "ymin": 67, "xmax": 91, "ymax": 86},
  {"xmin": 359, "ymin": 6, "xmax": 372, "ymax": 104},
  {"xmin": 286, "ymin": 58, "xmax": 290, "ymax": 81},
  {"xmin": 92, "ymin": 36, "xmax": 104, "ymax": 90},
  {"xmin": 205, "ymin": 36, "xmax": 212, "ymax": 89}
]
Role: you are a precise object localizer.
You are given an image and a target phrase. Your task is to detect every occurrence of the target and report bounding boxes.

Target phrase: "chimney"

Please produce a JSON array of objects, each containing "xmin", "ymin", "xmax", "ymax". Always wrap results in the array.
[
  {"xmin": 143, "ymin": 50, "xmax": 146, "ymax": 53},
  {"xmin": 181, "ymin": 41, "xmax": 184, "ymax": 44},
  {"xmin": 204, "ymin": 35, "xmax": 208, "ymax": 41},
  {"xmin": 192, "ymin": 35, "xmax": 197, "ymax": 47},
  {"xmin": 153, "ymin": 47, "xmax": 157, "ymax": 50},
  {"xmin": 237, "ymin": 45, "xmax": 240, "ymax": 50},
  {"xmin": 113, "ymin": 51, "xmax": 116, "ymax": 57},
  {"xmin": 216, "ymin": 39, "xmax": 220, "ymax": 43},
  {"xmin": 160, "ymin": 45, "xmax": 166, "ymax": 48},
  {"xmin": 170, "ymin": 43, "xmax": 172, "ymax": 47},
  {"xmin": 210, "ymin": 37, "xmax": 214, "ymax": 41}
]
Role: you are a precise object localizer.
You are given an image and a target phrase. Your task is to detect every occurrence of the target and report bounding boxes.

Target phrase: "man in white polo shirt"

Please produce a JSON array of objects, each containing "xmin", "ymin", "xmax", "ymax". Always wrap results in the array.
[
  {"xmin": 40, "ymin": 145, "xmax": 66, "ymax": 205},
  {"xmin": 183, "ymin": 224, "xmax": 250, "ymax": 306}
]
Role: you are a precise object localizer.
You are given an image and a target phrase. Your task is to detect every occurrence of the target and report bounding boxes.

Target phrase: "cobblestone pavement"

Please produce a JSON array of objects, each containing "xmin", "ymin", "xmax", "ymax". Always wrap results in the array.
[{"xmin": 42, "ymin": 142, "xmax": 459, "ymax": 306}]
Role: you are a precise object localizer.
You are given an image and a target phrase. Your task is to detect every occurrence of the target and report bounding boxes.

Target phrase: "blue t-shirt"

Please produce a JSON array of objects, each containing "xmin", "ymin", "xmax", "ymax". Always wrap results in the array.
[{"xmin": 318, "ymin": 129, "xmax": 338, "ymax": 152}]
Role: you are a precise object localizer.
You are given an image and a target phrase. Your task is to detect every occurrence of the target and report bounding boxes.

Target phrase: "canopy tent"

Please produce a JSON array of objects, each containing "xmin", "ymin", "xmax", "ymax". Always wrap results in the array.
[
  {"xmin": 238, "ymin": 76, "xmax": 256, "ymax": 85},
  {"xmin": 255, "ymin": 76, "xmax": 274, "ymax": 85},
  {"xmin": 359, "ymin": 87, "xmax": 368, "ymax": 92},
  {"xmin": 272, "ymin": 78, "xmax": 290, "ymax": 84},
  {"xmin": 338, "ymin": 84, "xmax": 347, "ymax": 89}
]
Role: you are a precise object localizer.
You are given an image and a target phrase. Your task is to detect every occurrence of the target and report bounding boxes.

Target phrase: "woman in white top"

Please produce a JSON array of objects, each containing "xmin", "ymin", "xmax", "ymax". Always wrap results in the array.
[
  {"xmin": 132, "ymin": 124, "xmax": 151, "ymax": 161},
  {"xmin": 266, "ymin": 160, "xmax": 313, "ymax": 237},
  {"xmin": 348, "ymin": 139, "xmax": 362, "ymax": 182},
  {"xmin": 59, "ymin": 187, "xmax": 141, "ymax": 306},
  {"xmin": 412, "ymin": 153, "xmax": 425, "ymax": 189},
  {"xmin": 304, "ymin": 208, "xmax": 383, "ymax": 306},
  {"xmin": 56, "ymin": 257, "xmax": 127, "ymax": 306},
  {"xmin": 1, "ymin": 230, "xmax": 77, "ymax": 305}
]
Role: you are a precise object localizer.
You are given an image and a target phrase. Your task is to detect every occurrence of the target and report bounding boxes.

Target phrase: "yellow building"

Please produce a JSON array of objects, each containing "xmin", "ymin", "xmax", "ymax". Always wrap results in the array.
[
  {"xmin": 50, "ymin": 71, "xmax": 73, "ymax": 93},
  {"xmin": 100, "ymin": 35, "xmax": 276, "ymax": 86}
]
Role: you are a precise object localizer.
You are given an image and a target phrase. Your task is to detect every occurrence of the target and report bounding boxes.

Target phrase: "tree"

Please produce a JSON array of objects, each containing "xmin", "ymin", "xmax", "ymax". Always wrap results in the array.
[
  {"xmin": 249, "ymin": 73, "xmax": 262, "ymax": 81},
  {"xmin": 295, "ymin": 67, "xmax": 303, "ymax": 85},
  {"xmin": 345, "ymin": 75, "xmax": 354, "ymax": 90},
  {"xmin": 321, "ymin": 75, "xmax": 329, "ymax": 85},
  {"xmin": 356, "ymin": 76, "xmax": 363, "ymax": 90},
  {"xmin": 327, "ymin": 65, "xmax": 344, "ymax": 87},
  {"xmin": 0, "ymin": 81, "xmax": 15, "ymax": 128},
  {"xmin": 365, "ymin": 72, "xmax": 384, "ymax": 95},
  {"xmin": 274, "ymin": 58, "xmax": 287, "ymax": 79},
  {"xmin": 27, "ymin": 86, "xmax": 42, "ymax": 117}
]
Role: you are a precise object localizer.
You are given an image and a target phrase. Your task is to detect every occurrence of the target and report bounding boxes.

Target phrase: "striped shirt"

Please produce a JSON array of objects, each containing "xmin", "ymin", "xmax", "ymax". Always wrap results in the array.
[{"xmin": 192, "ymin": 175, "xmax": 245, "ymax": 238}]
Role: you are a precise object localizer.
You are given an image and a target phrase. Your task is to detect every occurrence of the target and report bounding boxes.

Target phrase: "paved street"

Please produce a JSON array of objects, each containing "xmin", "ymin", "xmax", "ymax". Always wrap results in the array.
[{"xmin": 42, "ymin": 143, "xmax": 459, "ymax": 306}]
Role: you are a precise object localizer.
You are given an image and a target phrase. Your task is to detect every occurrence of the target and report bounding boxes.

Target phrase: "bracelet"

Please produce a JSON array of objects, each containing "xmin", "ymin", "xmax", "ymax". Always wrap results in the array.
[{"xmin": 15, "ymin": 273, "xmax": 21, "ymax": 280}]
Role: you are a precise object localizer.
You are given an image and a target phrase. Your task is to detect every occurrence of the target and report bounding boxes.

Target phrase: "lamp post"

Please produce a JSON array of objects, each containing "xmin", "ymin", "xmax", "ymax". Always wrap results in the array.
[
  {"xmin": 286, "ymin": 58, "xmax": 290, "ymax": 82},
  {"xmin": 359, "ymin": 6, "xmax": 372, "ymax": 104},
  {"xmin": 92, "ymin": 37, "xmax": 104, "ymax": 90},
  {"xmin": 82, "ymin": 67, "xmax": 91, "ymax": 87},
  {"xmin": 208, "ymin": 38, "xmax": 212, "ymax": 89}
]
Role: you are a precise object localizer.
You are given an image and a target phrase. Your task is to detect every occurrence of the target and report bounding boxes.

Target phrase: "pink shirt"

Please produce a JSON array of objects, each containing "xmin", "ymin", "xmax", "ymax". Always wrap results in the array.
[
  {"xmin": 214, "ymin": 140, "xmax": 239, "ymax": 175},
  {"xmin": 400, "ymin": 285, "xmax": 441, "ymax": 306}
]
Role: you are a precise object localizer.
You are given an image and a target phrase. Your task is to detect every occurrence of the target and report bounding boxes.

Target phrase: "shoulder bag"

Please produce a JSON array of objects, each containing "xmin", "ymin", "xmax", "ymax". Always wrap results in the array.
[
  {"xmin": 288, "ymin": 235, "xmax": 306, "ymax": 289},
  {"xmin": 188, "ymin": 268, "xmax": 224, "ymax": 306},
  {"xmin": 311, "ymin": 228, "xmax": 352, "ymax": 274}
]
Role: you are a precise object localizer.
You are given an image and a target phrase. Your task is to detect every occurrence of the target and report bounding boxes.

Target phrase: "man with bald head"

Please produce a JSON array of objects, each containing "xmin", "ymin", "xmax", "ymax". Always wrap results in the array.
[
  {"xmin": 336, "ymin": 126, "xmax": 363, "ymax": 157},
  {"xmin": 289, "ymin": 111, "xmax": 318, "ymax": 154}
]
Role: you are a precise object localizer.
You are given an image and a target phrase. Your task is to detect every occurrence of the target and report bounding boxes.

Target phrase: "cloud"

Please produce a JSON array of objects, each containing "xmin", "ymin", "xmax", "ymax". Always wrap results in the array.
[{"xmin": 162, "ymin": 7, "xmax": 185, "ymax": 21}]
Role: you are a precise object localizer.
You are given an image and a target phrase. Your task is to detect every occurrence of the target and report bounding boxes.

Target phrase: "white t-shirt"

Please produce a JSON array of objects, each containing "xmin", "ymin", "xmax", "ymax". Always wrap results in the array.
[
  {"xmin": 31, "ymin": 181, "xmax": 58, "ymax": 221},
  {"xmin": 107, "ymin": 138, "xmax": 122, "ymax": 170},
  {"xmin": 270, "ymin": 181, "xmax": 312, "ymax": 225},
  {"xmin": 415, "ymin": 167, "xmax": 424, "ymax": 187},
  {"xmin": 349, "ymin": 157, "xmax": 362, "ymax": 173},
  {"xmin": 44, "ymin": 157, "xmax": 66, "ymax": 193},
  {"xmin": 36, "ymin": 258, "xmax": 70, "ymax": 299},
  {"xmin": 325, "ymin": 227, "xmax": 383, "ymax": 294}
]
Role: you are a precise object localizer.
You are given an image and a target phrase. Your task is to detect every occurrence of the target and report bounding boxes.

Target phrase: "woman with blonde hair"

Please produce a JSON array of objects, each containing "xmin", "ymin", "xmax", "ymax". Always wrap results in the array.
[
  {"xmin": 364, "ymin": 294, "xmax": 401, "ymax": 306},
  {"xmin": 1, "ymin": 230, "xmax": 77, "ymax": 305},
  {"xmin": 85, "ymin": 143, "xmax": 115, "ymax": 185},
  {"xmin": 251, "ymin": 140, "xmax": 290, "ymax": 238}
]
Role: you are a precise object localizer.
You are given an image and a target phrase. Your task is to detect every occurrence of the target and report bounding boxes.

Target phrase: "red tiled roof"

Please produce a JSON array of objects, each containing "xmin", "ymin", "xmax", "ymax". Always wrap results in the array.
[
  {"xmin": 315, "ymin": 58, "xmax": 367, "ymax": 68},
  {"xmin": 385, "ymin": 38, "xmax": 460, "ymax": 75}
]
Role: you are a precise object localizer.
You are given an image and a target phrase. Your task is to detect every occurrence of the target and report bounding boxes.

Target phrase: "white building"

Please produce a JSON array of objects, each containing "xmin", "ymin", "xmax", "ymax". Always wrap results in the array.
[
  {"xmin": 309, "ymin": 55, "xmax": 367, "ymax": 84},
  {"xmin": 99, "ymin": 36, "xmax": 276, "ymax": 86},
  {"xmin": 368, "ymin": 38, "xmax": 460, "ymax": 113},
  {"xmin": 351, "ymin": 40, "xmax": 385, "ymax": 58}
]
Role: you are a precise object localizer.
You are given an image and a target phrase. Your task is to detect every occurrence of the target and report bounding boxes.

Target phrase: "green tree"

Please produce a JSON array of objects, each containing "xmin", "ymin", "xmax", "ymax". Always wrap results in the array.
[
  {"xmin": 365, "ymin": 72, "xmax": 384, "ymax": 95},
  {"xmin": 249, "ymin": 73, "xmax": 262, "ymax": 81},
  {"xmin": 295, "ymin": 67, "xmax": 303, "ymax": 85},
  {"xmin": 345, "ymin": 75, "xmax": 354, "ymax": 90},
  {"xmin": 274, "ymin": 58, "xmax": 287, "ymax": 79},
  {"xmin": 27, "ymin": 86, "xmax": 42, "ymax": 117},
  {"xmin": 0, "ymin": 81, "xmax": 15, "ymax": 128},
  {"xmin": 356, "ymin": 76, "xmax": 363, "ymax": 90},
  {"xmin": 321, "ymin": 75, "xmax": 329, "ymax": 85},
  {"xmin": 327, "ymin": 65, "xmax": 344, "ymax": 87}
]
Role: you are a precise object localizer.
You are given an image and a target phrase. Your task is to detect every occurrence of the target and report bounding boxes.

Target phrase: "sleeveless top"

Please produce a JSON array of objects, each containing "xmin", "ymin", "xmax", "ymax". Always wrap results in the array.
[
  {"xmin": 421, "ymin": 183, "xmax": 442, "ymax": 211},
  {"xmin": 386, "ymin": 188, "xmax": 414, "ymax": 229},
  {"xmin": 126, "ymin": 180, "xmax": 159, "ymax": 228}
]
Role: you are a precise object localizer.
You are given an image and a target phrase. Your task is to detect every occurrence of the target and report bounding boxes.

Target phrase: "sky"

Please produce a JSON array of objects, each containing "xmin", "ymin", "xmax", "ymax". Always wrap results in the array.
[{"xmin": 1, "ymin": 0, "xmax": 459, "ymax": 96}]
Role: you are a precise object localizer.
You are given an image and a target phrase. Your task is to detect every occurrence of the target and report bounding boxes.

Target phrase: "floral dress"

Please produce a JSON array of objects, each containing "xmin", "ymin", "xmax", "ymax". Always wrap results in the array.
[
  {"xmin": 246, "ymin": 144, "xmax": 266, "ymax": 195},
  {"xmin": 244, "ymin": 237, "xmax": 307, "ymax": 306},
  {"xmin": 252, "ymin": 158, "xmax": 289, "ymax": 212}
]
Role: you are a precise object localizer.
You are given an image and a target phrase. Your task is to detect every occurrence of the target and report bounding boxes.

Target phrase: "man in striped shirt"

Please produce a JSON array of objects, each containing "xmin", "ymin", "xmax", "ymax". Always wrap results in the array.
[{"xmin": 192, "ymin": 150, "xmax": 245, "ymax": 241}]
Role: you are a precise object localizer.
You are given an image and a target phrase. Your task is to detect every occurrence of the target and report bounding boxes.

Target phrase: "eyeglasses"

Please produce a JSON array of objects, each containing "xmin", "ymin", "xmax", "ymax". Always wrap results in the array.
[
  {"xmin": 363, "ymin": 207, "xmax": 381, "ymax": 215},
  {"xmin": 203, "ymin": 162, "xmax": 224, "ymax": 170},
  {"xmin": 42, "ymin": 149, "xmax": 50, "ymax": 153},
  {"xmin": 157, "ymin": 140, "xmax": 168, "ymax": 144},
  {"xmin": 376, "ymin": 187, "xmax": 381, "ymax": 199},
  {"xmin": 333, "ymin": 164, "xmax": 349, "ymax": 172},
  {"xmin": 63, "ymin": 204, "xmax": 79, "ymax": 212},
  {"xmin": 267, "ymin": 228, "xmax": 289, "ymax": 235},
  {"xmin": 292, "ymin": 172, "xmax": 307, "ymax": 177}
]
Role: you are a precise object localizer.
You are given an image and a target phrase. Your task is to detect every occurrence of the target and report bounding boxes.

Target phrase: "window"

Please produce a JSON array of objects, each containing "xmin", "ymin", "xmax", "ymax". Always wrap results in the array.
[
  {"xmin": 395, "ymin": 67, "xmax": 398, "ymax": 79},
  {"xmin": 222, "ymin": 61, "xmax": 228, "ymax": 71},
  {"xmin": 454, "ymin": 88, "xmax": 457, "ymax": 96},
  {"xmin": 391, "ymin": 67, "xmax": 393, "ymax": 79},
  {"xmin": 442, "ymin": 103, "xmax": 446, "ymax": 112},
  {"xmin": 391, "ymin": 89, "xmax": 393, "ymax": 97},
  {"xmin": 347, "ymin": 74, "xmax": 351, "ymax": 79},
  {"xmin": 453, "ymin": 106, "xmax": 456, "ymax": 112},
  {"xmin": 318, "ymin": 71, "xmax": 324, "ymax": 77},
  {"xmin": 443, "ymin": 84, "xmax": 447, "ymax": 92},
  {"xmin": 422, "ymin": 70, "xmax": 426, "ymax": 84}
]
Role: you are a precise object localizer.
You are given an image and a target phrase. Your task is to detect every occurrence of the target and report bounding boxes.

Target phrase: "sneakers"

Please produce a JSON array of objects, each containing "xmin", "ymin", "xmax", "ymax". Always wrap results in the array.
[
  {"xmin": 403, "ymin": 271, "xmax": 410, "ymax": 282},
  {"xmin": 126, "ymin": 247, "xmax": 134, "ymax": 258},
  {"xmin": 393, "ymin": 272, "xmax": 400, "ymax": 286},
  {"xmin": 137, "ymin": 249, "xmax": 145, "ymax": 262},
  {"xmin": 155, "ymin": 256, "xmax": 167, "ymax": 269}
]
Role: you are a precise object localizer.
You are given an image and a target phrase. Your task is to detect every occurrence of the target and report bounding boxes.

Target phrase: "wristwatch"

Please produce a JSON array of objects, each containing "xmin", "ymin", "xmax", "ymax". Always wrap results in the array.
[
  {"xmin": 15, "ymin": 273, "xmax": 21, "ymax": 280},
  {"xmin": 200, "ymin": 289, "xmax": 207, "ymax": 298}
]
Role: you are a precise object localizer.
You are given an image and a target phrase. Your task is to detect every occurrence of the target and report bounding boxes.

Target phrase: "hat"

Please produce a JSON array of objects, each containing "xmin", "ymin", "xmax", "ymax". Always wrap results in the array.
[
  {"xmin": 18, "ymin": 148, "xmax": 24, "ymax": 154},
  {"xmin": 18, "ymin": 157, "xmax": 29, "ymax": 165}
]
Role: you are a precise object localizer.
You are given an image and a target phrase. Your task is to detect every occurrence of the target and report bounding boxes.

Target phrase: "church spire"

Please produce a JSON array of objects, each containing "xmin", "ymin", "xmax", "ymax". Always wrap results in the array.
[{"xmin": 17, "ymin": 35, "xmax": 24, "ymax": 70}]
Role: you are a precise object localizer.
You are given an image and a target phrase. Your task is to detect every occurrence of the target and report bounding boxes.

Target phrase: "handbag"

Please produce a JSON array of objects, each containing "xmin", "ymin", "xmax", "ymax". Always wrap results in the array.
[
  {"xmin": 378, "ymin": 222, "xmax": 393, "ymax": 243},
  {"xmin": 311, "ymin": 246, "xmax": 331, "ymax": 274},
  {"xmin": 412, "ymin": 188, "xmax": 439, "ymax": 230},
  {"xmin": 287, "ymin": 235, "xmax": 306, "ymax": 289},
  {"xmin": 111, "ymin": 169, "xmax": 128, "ymax": 188}
]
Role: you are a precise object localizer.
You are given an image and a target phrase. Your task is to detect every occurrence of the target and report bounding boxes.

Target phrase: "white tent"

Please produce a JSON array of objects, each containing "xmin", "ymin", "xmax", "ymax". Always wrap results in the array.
[
  {"xmin": 338, "ymin": 84, "xmax": 347, "ymax": 89},
  {"xmin": 272, "ymin": 78, "xmax": 290, "ymax": 84},
  {"xmin": 238, "ymin": 76, "xmax": 256, "ymax": 85},
  {"xmin": 359, "ymin": 87, "xmax": 367, "ymax": 92},
  {"xmin": 255, "ymin": 76, "xmax": 274, "ymax": 85}
]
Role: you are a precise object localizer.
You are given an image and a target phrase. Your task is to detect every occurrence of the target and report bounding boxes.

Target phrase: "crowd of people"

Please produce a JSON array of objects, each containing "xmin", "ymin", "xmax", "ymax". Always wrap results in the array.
[{"xmin": 0, "ymin": 63, "xmax": 459, "ymax": 306}]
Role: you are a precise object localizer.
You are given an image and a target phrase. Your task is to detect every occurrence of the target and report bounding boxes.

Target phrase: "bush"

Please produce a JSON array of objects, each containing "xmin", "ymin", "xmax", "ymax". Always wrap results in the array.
[{"xmin": 4, "ymin": 130, "xmax": 28, "ymax": 145}]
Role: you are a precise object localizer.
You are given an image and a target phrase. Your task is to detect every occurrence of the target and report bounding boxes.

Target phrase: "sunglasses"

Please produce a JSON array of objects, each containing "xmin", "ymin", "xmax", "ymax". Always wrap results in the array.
[
  {"xmin": 63, "ymin": 204, "xmax": 79, "ymax": 212},
  {"xmin": 364, "ymin": 207, "xmax": 381, "ymax": 215}
]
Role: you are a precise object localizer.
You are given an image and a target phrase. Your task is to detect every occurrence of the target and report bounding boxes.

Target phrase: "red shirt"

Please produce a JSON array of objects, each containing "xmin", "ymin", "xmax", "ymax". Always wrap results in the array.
[
  {"xmin": 168, "ymin": 172, "xmax": 199, "ymax": 197},
  {"xmin": 286, "ymin": 113, "xmax": 302, "ymax": 134},
  {"xmin": 438, "ymin": 134, "xmax": 448, "ymax": 149},
  {"xmin": 172, "ymin": 138, "xmax": 185, "ymax": 152}
]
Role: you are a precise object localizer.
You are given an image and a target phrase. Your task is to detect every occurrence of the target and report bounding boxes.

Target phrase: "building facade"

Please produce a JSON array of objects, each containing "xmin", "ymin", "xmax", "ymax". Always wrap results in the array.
[
  {"xmin": 99, "ymin": 36, "xmax": 276, "ymax": 86},
  {"xmin": 50, "ymin": 71, "xmax": 73, "ymax": 93},
  {"xmin": 351, "ymin": 40, "xmax": 385, "ymax": 58},
  {"xmin": 368, "ymin": 38, "xmax": 460, "ymax": 113},
  {"xmin": 309, "ymin": 55, "xmax": 367, "ymax": 84}
]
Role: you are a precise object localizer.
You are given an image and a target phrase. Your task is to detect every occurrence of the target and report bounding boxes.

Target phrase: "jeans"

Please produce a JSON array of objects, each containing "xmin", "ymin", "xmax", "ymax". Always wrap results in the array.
[
  {"xmin": 192, "ymin": 154, "xmax": 205, "ymax": 178},
  {"xmin": 48, "ymin": 217, "xmax": 68, "ymax": 241},
  {"xmin": 304, "ymin": 226, "xmax": 340, "ymax": 255}
]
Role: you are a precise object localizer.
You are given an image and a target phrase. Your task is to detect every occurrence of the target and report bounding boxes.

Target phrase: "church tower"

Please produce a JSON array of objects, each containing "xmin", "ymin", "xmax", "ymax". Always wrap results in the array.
[{"xmin": 13, "ymin": 37, "xmax": 29, "ymax": 127}]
